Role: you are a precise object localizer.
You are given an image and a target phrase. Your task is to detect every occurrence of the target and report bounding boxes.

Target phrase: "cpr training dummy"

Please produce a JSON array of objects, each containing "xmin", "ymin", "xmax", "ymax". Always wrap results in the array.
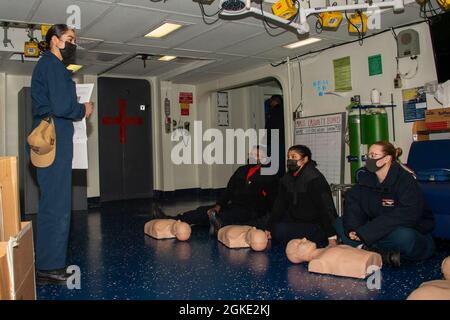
[
  {"xmin": 218, "ymin": 225, "xmax": 268, "ymax": 252},
  {"xmin": 144, "ymin": 219, "xmax": 191, "ymax": 241},
  {"xmin": 286, "ymin": 238, "xmax": 382, "ymax": 279},
  {"xmin": 407, "ymin": 256, "xmax": 450, "ymax": 300}
]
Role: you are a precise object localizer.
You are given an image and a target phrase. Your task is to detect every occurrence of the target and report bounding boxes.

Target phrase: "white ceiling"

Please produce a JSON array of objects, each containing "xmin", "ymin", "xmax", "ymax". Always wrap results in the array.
[{"xmin": 0, "ymin": 0, "xmax": 428, "ymax": 84}]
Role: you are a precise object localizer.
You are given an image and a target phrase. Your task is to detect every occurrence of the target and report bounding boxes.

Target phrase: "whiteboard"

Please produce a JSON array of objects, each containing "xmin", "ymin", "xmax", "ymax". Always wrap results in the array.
[{"xmin": 294, "ymin": 112, "xmax": 346, "ymax": 185}]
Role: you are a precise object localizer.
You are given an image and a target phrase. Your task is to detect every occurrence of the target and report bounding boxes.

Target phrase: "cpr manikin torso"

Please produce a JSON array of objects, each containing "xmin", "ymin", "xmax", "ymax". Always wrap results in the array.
[
  {"xmin": 286, "ymin": 238, "xmax": 382, "ymax": 279},
  {"xmin": 144, "ymin": 219, "xmax": 191, "ymax": 241},
  {"xmin": 218, "ymin": 225, "xmax": 268, "ymax": 251},
  {"xmin": 407, "ymin": 257, "xmax": 450, "ymax": 300}
]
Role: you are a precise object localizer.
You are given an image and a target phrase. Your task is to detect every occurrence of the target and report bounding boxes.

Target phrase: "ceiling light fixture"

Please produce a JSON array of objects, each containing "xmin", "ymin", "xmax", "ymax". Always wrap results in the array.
[
  {"xmin": 158, "ymin": 55, "xmax": 177, "ymax": 62},
  {"xmin": 145, "ymin": 22, "xmax": 183, "ymax": 38},
  {"xmin": 283, "ymin": 37, "xmax": 321, "ymax": 49}
]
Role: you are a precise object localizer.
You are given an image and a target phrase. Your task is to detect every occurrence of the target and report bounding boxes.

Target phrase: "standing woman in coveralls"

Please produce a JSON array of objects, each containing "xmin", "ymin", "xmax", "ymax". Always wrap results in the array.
[{"xmin": 31, "ymin": 24, "xmax": 93, "ymax": 284}]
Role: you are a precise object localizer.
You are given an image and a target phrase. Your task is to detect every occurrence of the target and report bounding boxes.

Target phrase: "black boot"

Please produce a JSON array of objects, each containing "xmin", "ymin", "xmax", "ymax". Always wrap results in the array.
[
  {"xmin": 208, "ymin": 211, "xmax": 223, "ymax": 237},
  {"xmin": 36, "ymin": 268, "xmax": 71, "ymax": 285},
  {"xmin": 362, "ymin": 245, "xmax": 401, "ymax": 267},
  {"xmin": 150, "ymin": 203, "xmax": 169, "ymax": 219}
]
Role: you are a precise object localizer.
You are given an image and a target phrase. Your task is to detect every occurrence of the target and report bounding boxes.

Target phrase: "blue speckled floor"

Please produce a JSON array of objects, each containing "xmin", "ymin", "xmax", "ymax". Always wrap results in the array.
[{"xmin": 27, "ymin": 197, "xmax": 450, "ymax": 300}]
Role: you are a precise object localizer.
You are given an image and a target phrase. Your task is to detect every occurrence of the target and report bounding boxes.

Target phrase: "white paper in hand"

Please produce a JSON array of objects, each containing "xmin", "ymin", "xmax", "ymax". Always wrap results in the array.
[
  {"xmin": 73, "ymin": 84, "xmax": 94, "ymax": 169},
  {"xmin": 76, "ymin": 84, "xmax": 94, "ymax": 104}
]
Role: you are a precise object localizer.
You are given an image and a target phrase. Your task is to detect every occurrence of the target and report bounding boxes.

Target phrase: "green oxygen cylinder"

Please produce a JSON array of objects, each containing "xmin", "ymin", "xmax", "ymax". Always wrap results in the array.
[
  {"xmin": 348, "ymin": 104, "xmax": 363, "ymax": 183},
  {"xmin": 363, "ymin": 107, "xmax": 389, "ymax": 146}
]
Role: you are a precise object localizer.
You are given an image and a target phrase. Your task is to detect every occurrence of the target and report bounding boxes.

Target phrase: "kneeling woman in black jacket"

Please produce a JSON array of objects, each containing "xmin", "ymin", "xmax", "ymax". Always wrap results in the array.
[
  {"xmin": 337, "ymin": 141, "xmax": 435, "ymax": 264},
  {"xmin": 266, "ymin": 145, "xmax": 338, "ymax": 247}
]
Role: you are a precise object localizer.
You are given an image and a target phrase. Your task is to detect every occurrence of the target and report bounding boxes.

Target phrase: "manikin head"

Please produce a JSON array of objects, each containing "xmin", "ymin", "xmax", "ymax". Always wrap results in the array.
[
  {"xmin": 171, "ymin": 220, "xmax": 191, "ymax": 241},
  {"xmin": 286, "ymin": 238, "xmax": 317, "ymax": 264},
  {"xmin": 245, "ymin": 227, "xmax": 268, "ymax": 251},
  {"xmin": 442, "ymin": 256, "xmax": 450, "ymax": 280}
]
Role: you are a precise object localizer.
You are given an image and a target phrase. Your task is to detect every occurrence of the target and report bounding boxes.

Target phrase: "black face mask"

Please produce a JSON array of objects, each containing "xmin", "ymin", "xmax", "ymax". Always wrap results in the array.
[
  {"xmin": 287, "ymin": 159, "xmax": 300, "ymax": 172},
  {"xmin": 365, "ymin": 156, "xmax": 386, "ymax": 173},
  {"xmin": 59, "ymin": 41, "xmax": 77, "ymax": 65}
]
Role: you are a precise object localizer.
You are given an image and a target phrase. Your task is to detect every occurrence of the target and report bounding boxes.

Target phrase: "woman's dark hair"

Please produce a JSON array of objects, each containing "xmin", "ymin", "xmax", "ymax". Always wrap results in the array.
[
  {"xmin": 43, "ymin": 24, "xmax": 71, "ymax": 51},
  {"xmin": 373, "ymin": 141, "xmax": 403, "ymax": 161},
  {"xmin": 288, "ymin": 145, "xmax": 317, "ymax": 166}
]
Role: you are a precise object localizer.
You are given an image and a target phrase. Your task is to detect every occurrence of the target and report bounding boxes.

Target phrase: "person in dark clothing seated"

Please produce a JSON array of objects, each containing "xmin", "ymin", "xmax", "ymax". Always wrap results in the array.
[
  {"xmin": 265, "ymin": 95, "xmax": 285, "ymax": 177},
  {"xmin": 169, "ymin": 146, "xmax": 279, "ymax": 235},
  {"xmin": 264, "ymin": 145, "xmax": 338, "ymax": 247},
  {"xmin": 335, "ymin": 141, "xmax": 435, "ymax": 266}
]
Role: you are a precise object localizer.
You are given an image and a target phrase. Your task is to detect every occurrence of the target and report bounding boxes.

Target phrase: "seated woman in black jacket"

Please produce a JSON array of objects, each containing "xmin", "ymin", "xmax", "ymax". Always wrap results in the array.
[
  {"xmin": 336, "ymin": 141, "xmax": 435, "ymax": 265},
  {"xmin": 266, "ymin": 145, "xmax": 338, "ymax": 247},
  {"xmin": 164, "ymin": 146, "xmax": 279, "ymax": 236}
]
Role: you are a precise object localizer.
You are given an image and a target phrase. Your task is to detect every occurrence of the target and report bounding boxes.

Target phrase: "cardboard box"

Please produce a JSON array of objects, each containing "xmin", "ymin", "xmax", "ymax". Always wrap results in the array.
[
  {"xmin": 430, "ymin": 132, "xmax": 450, "ymax": 140},
  {"xmin": 413, "ymin": 133, "xmax": 429, "ymax": 141},
  {"xmin": 0, "ymin": 221, "xmax": 36, "ymax": 300},
  {"xmin": 412, "ymin": 120, "xmax": 429, "ymax": 141},
  {"xmin": 0, "ymin": 247, "xmax": 9, "ymax": 300},
  {"xmin": 425, "ymin": 107, "xmax": 450, "ymax": 131},
  {"xmin": 0, "ymin": 157, "xmax": 21, "ymax": 241}
]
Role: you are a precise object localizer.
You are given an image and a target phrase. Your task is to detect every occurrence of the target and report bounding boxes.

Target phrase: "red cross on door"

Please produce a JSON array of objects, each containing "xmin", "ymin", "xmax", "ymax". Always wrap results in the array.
[{"xmin": 102, "ymin": 99, "xmax": 143, "ymax": 144}]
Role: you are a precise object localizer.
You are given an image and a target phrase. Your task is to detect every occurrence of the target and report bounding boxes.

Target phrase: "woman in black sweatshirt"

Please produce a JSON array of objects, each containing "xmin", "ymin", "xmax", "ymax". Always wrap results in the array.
[
  {"xmin": 338, "ymin": 141, "xmax": 435, "ymax": 265},
  {"xmin": 266, "ymin": 145, "xmax": 338, "ymax": 247}
]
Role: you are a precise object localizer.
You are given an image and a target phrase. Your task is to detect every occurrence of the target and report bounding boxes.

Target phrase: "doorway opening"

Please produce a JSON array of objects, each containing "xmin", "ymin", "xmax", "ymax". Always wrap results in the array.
[{"xmin": 224, "ymin": 77, "xmax": 285, "ymax": 176}]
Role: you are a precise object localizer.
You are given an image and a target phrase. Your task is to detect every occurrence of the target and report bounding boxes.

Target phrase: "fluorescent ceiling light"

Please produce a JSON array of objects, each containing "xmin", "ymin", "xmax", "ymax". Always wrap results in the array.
[
  {"xmin": 283, "ymin": 37, "xmax": 322, "ymax": 49},
  {"xmin": 9, "ymin": 53, "xmax": 40, "ymax": 62},
  {"xmin": 145, "ymin": 23, "xmax": 182, "ymax": 38},
  {"xmin": 66, "ymin": 64, "xmax": 83, "ymax": 73},
  {"xmin": 158, "ymin": 55, "xmax": 177, "ymax": 62}
]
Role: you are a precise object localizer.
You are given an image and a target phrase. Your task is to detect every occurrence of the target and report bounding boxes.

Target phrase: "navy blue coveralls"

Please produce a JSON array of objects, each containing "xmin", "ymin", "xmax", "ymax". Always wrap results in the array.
[
  {"xmin": 337, "ymin": 162, "xmax": 435, "ymax": 261},
  {"xmin": 31, "ymin": 51, "xmax": 85, "ymax": 271}
]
